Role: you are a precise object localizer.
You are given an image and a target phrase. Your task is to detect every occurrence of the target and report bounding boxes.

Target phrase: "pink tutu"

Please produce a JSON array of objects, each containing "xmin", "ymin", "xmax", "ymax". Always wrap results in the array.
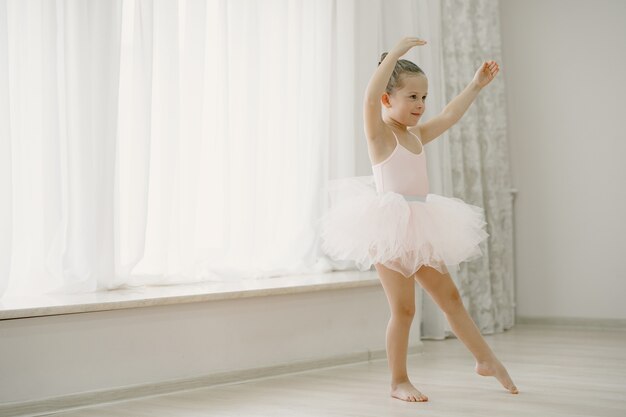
[{"xmin": 317, "ymin": 176, "xmax": 489, "ymax": 277}]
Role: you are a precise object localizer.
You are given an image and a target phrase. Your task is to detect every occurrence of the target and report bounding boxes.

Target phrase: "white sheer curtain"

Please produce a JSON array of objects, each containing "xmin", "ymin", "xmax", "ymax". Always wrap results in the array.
[
  {"xmin": 1, "ymin": 0, "xmax": 123, "ymax": 296},
  {"xmin": 0, "ymin": 0, "xmax": 355, "ymax": 296}
]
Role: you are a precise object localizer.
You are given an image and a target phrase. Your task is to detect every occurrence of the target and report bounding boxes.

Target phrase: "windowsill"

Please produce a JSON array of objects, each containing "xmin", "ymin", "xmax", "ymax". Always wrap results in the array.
[{"xmin": 0, "ymin": 270, "xmax": 380, "ymax": 320}]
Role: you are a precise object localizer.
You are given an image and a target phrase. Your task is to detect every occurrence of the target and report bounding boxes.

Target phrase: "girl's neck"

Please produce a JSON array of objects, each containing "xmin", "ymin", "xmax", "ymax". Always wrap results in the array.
[{"xmin": 382, "ymin": 115, "xmax": 408, "ymax": 132}]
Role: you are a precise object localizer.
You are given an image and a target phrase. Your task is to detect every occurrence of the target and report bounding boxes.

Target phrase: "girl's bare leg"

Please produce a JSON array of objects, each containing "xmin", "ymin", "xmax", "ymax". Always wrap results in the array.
[
  {"xmin": 374, "ymin": 263, "xmax": 428, "ymax": 402},
  {"xmin": 414, "ymin": 265, "xmax": 519, "ymax": 394}
]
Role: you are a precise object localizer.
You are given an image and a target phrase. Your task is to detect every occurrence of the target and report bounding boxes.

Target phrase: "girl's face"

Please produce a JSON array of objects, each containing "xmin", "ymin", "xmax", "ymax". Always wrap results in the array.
[{"xmin": 383, "ymin": 74, "xmax": 428, "ymax": 126}]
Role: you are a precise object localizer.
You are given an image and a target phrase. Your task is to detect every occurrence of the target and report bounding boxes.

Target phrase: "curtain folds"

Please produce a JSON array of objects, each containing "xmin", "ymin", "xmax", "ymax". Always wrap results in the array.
[
  {"xmin": 1, "ymin": 0, "xmax": 123, "ymax": 295},
  {"xmin": 1, "ymin": 0, "xmax": 354, "ymax": 296},
  {"xmin": 439, "ymin": 0, "xmax": 516, "ymax": 334}
]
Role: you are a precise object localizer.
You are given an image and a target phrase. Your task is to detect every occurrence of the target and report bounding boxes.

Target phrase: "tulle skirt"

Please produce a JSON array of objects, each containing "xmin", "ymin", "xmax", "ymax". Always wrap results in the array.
[{"xmin": 317, "ymin": 176, "xmax": 489, "ymax": 277}]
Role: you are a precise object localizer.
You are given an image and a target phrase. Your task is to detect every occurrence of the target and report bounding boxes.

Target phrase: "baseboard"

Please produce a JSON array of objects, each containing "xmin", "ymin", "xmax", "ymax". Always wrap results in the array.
[
  {"xmin": 0, "ymin": 343, "xmax": 423, "ymax": 417},
  {"xmin": 517, "ymin": 315, "xmax": 626, "ymax": 330}
]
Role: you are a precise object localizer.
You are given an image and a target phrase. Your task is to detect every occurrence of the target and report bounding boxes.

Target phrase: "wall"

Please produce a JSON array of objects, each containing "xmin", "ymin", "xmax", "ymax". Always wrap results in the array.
[
  {"xmin": 0, "ymin": 284, "xmax": 422, "ymax": 412},
  {"xmin": 500, "ymin": 0, "xmax": 626, "ymax": 319}
]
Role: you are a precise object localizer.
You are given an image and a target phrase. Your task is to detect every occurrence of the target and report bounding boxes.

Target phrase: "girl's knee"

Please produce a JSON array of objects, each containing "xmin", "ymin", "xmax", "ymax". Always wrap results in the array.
[
  {"xmin": 442, "ymin": 288, "xmax": 464, "ymax": 314},
  {"xmin": 392, "ymin": 304, "xmax": 416, "ymax": 321}
]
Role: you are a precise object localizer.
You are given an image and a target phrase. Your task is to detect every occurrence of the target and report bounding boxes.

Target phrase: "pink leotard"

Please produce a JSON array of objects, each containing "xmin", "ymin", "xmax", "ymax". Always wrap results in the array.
[{"xmin": 371, "ymin": 130, "xmax": 429, "ymax": 197}]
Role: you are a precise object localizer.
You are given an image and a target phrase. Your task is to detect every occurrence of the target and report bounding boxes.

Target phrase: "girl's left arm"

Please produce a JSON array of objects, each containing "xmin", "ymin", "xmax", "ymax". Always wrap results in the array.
[{"xmin": 412, "ymin": 60, "xmax": 499, "ymax": 144}]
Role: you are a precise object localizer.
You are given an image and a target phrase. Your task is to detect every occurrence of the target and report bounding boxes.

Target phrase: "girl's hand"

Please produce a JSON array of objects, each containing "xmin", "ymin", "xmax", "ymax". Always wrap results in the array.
[
  {"xmin": 473, "ymin": 60, "xmax": 500, "ymax": 89},
  {"xmin": 387, "ymin": 37, "xmax": 427, "ymax": 60}
]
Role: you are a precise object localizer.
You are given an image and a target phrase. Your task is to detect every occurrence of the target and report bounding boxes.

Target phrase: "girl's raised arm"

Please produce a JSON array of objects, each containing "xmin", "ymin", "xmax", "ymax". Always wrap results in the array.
[
  {"xmin": 363, "ymin": 37, "xmax": 426, "ymax": 141},
  {"xmin": 411, "ymin": 60, "xmax": 499, "ymax": 144}
]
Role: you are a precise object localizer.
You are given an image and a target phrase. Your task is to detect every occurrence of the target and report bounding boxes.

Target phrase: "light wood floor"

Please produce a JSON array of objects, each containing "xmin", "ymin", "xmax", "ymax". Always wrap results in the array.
[{"xmin": 46, "ymin": 324, "xmax": 626, "ymax": 417}]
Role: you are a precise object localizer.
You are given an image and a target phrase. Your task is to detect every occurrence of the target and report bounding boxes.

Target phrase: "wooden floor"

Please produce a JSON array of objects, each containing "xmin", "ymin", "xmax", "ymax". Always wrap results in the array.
[{"xmin": 46, "ymin": 324, "xmax": 626, "ymax": 417}]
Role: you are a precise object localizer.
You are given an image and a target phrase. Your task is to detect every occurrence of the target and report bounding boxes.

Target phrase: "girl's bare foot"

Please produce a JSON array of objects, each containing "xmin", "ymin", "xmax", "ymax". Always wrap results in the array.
[
  {"xmin": 475, "ymin": 359, "xmax": 519, "ymax": 394},
  {"xmin": 391, "ymin": 381, "xmax": 429, "ymax": 402}
]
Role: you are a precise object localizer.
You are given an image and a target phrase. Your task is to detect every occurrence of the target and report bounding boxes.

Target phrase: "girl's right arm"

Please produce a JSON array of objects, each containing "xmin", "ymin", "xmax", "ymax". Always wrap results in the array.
[{"xmin": 363, "ymin": 37, "xmax": 426, "ymax": 141}]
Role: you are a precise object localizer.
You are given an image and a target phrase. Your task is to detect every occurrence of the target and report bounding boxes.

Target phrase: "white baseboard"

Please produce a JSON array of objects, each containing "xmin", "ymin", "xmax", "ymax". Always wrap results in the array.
[
  {"xmin": 0, "ymin": 344, "xmax": 423, "ymax": 417},
  {"xmin": 517, "ymin": 315, "xmax": 626, "ymax": 329}
]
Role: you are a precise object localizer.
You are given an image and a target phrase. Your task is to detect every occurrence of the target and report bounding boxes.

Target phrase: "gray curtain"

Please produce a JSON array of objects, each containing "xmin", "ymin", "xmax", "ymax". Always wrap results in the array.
[{"xmin": 440, "ymin": 0, "xmax": 515, "ymax": 333}]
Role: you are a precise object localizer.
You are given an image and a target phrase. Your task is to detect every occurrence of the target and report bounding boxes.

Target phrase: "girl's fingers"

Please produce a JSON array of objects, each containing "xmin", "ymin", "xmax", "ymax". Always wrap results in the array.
[{"xmin": 487, "ymin": 62, "xmax": 499, "ymax": 75}]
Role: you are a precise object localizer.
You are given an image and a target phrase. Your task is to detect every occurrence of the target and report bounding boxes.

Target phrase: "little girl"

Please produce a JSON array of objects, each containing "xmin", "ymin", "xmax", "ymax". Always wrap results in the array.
[{"xmin": 320, "ymin": 37, "xmax": 518, "ymax": 402}]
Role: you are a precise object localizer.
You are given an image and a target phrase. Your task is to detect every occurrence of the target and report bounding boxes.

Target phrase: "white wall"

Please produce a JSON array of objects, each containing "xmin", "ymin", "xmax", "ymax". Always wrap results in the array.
[
  {"xmin": 0, "ymin": 284, "xmax": 423, "ymax": 409},
  {"xmin": 500, "ymin": 0, "xmax": 626, "ymax": 319}
]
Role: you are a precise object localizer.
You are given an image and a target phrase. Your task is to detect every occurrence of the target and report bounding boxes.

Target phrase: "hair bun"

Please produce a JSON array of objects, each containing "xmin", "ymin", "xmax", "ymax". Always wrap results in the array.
[{"xmin": 378, "ymin": 52, "xmax": 388, "ymax": 66}]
